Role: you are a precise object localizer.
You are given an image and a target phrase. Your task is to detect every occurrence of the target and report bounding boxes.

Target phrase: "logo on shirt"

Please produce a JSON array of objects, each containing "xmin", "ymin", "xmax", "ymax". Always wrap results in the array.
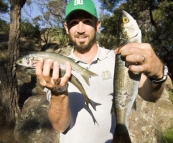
[
  {"xmin": 102, "ymin": 70, "xmax": 112, "ymax": 80},
  {"xmin": 74, "ymin": 0, "xmax": 83, "ymax": 5}
]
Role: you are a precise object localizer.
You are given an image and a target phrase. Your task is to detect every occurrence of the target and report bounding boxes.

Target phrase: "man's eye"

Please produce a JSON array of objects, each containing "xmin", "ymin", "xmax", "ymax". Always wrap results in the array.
[
  {"xmin": 84, "ymin": 20, "xmax": 92, "ymax": 24},
  {"xmin": 70, "ymin": 21, "xmax": 78, "ymax": 26}
]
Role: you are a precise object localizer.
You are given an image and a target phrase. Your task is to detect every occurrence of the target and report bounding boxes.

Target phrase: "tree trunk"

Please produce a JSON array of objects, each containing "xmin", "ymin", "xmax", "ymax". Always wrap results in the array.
[{"xmin": 1, "ymin": 0, "xmax": 26, "ymax": 126}]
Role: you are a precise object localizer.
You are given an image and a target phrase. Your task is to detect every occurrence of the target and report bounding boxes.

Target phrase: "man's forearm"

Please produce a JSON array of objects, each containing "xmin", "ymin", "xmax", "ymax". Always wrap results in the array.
[
  {"xmin": 48, "ymin": 93, "xmax": 71, "ymax": 133},
  {"xmin": 138, "ymin": 74, "xmax": 165, "ymax": 102},
  {"xmin": 149, "ymin": 80, "xmax": 165, "ymax": 101}
]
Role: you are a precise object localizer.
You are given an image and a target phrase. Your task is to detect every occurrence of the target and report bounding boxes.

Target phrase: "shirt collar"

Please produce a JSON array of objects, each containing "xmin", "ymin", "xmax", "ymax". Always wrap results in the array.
[{"xmin": 69, "ymin": 45, "xmax": 108, "ymax": 64}]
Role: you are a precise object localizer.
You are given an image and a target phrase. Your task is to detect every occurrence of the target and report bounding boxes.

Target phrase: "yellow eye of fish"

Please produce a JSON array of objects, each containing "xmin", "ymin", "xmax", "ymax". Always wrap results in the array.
[
  {"xmin": 122, "ymin": 17, "xmax": 129, "ymax": 23},
  {"xmin": 19, "ymin": 60, "xmax": 22, "ymax": 63}
]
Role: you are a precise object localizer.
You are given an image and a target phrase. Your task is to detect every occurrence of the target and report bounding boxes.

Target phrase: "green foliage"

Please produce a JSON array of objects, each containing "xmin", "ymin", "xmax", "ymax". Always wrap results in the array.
[
  {"xmin": 99, "ymin": 0, "xmax": 122, "ymax": 12},
  {"xmin": 47, "ymin": 28, "xmax": 69, "ymax": 45},
  {"xmin": 162, "ymin": 127, "xmax": 173, "ymax": 143},
  {"xmin": 0, "ymin": 19, "xmax": 9, "ymax": 33},
  {"xmin": 98, "ymin": 6, "xmax": 126, "ymax": 49},
  {"xmin": 21, "ymin": 20, "xmax": 40, "ymax": 39}
]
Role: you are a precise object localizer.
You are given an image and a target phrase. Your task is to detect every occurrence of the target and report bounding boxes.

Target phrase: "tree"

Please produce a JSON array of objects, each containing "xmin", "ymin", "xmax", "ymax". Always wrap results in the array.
[
  {"xmin": 1, "ymin": 0, "xmax": 26, "ymax": 125},
  {"xmin": 23, "ymin": 0, "xmax": 68, "ymax": 28}
]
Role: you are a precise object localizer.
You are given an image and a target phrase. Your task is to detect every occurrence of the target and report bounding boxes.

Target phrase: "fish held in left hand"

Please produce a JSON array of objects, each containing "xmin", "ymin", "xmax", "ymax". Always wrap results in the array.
[{"xmin": 112, "ymin": 10, "xmax": 142, "ymax": 143}]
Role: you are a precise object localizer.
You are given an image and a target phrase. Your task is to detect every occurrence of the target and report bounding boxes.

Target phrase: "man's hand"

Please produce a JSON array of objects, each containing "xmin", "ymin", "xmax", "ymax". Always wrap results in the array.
[
  {"xmin": 35, "ymin": 58, "xmax": 72, "ymax": 89},
  {"xmin": 114, "ymin": 42, "xmax": 166, "ymax": 101},
  {"xmin": 115, "ymin": 43, "xmax": 163, "ymax": 80}
]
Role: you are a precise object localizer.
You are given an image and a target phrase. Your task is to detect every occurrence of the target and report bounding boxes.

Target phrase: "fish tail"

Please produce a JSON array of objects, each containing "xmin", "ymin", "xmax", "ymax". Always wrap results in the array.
[
  {"xmin": 84, "ymin": 97, "xmax": 95, "ymax": 110},
  {"xmin": 112, "ymin": 125, "xmax": 132, "ymax": 143},
  {"xmin": 81, "ymin": 69, "xmax": 98, "ymax": 86}
]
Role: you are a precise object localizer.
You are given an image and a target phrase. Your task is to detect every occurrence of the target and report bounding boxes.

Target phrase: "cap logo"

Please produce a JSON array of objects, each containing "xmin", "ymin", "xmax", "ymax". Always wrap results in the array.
[{"xmin": 74, "ymin": 0, "xmax": 83, "ymax": 6}]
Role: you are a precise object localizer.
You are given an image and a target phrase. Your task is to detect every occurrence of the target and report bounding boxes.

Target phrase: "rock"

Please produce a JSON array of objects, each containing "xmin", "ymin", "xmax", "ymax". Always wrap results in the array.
[
  {"xmin": 129, "ymin": 76, "xmax": 173, "ymax": 143},
  {"xmin": 14, "ymin": 95, "xmax": 59, "ymax": 143}
]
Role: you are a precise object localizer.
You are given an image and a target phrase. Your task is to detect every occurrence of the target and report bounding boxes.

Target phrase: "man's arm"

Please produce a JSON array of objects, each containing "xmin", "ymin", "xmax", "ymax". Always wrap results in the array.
[
  {"xmin": 138, "ymin": 73, "xmax": 165, "ymax": 102},
  {"xmin": 48, "ymin": 93, "xmax": 70, "ymax": 132},
  {"xmin": 36, "ymin": 58, "xmax": 71, "ymax": 132}
]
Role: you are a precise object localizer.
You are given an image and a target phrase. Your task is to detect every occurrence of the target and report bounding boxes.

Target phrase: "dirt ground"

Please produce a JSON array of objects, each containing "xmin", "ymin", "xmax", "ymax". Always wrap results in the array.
[{"xmin": 0, "ymin": 106, "xmax": 17, "ymax": 143}]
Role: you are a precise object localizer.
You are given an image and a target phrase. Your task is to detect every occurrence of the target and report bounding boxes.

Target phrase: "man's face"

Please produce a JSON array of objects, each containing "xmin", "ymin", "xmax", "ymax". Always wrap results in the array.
[{"xmin": 64, "ymin": 10, "xmax": 100, "ymax": 53}]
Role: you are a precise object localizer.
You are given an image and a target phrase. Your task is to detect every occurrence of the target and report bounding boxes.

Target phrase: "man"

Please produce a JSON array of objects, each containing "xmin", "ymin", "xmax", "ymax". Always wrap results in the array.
[{"xmin": 36, "ymin": 0, "xmax": 167, "ymax": 142}]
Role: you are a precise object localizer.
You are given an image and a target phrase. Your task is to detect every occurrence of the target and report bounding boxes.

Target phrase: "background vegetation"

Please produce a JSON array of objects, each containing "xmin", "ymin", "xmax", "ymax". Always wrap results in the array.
[
  {"xmin": 2, "ymin": 0, "xmax": 172, "ymax": 78},
  {"xmin": 0, "ymin": 0, "xmax": 173, "ymax": 142}
]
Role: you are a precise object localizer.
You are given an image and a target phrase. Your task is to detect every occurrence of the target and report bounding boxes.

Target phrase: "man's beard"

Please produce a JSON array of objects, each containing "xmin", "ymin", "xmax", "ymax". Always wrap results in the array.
[{"xmin": 70, "ymin": 33, "xmax": 97, "ymax": 54}]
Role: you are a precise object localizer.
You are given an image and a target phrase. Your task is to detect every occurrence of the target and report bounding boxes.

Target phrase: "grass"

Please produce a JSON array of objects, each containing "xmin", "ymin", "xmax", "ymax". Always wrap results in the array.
[
  {"xmin": 161, "ymin": 81, "xmax": 173, "ymax": 143},
  {"xmin": 162, "ymin": 128, "xmax": 173, "ymax": 143}
]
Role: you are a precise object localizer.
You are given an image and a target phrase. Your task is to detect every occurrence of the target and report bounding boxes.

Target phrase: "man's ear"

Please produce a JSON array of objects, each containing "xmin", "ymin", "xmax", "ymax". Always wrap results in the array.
[
  {"xmin": 96, "ymin": 20, "xmax": 101, "ymax": 32},
  {"xmin": 64, "ymin": 22, "xmax": 69, "ymax": 34}
]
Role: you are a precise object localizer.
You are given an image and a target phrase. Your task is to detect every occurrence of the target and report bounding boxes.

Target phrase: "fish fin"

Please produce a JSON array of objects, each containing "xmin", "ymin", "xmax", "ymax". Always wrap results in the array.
[
  {"xmin": 86, "ymin": 99, "xmax": 101, "ymax": 111},
  {"xmin": 79, "ymin": 91, "xmax": 95, "ymax": 110},
  {"xmin": 84, "ymin": 96, "xmax": 95, "ymax": 110},
  {"xmin": 81, "ymin": 69, "xmax": 98, "ymax": 85},
  {"xmin": 112, "ymin": 125, "xmax": 132, "ymax": 143}
]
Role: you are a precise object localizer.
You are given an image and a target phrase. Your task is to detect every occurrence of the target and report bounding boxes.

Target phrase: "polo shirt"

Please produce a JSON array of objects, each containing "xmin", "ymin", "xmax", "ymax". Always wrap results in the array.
[{"xmin": 60, "ymin": 46, "xmax": 116, "ymax": 143}]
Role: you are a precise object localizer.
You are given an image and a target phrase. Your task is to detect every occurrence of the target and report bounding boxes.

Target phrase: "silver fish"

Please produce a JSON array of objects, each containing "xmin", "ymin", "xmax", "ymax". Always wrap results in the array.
[
  {"xmin": 112, "ymin": 11, "xmax": 141, "ymax": 143},
  {"xmin": 16, "ymin": 52, "xmax": 98, "ymax": 86},
  {"xmin": 24, "ymin": 68, "xmax": 95, "ymax": 110}
]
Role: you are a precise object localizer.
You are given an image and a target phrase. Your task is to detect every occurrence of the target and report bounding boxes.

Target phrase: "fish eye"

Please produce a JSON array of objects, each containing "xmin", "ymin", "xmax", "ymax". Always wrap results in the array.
[
  {"xmin": 19, "ymin": 60, "xmax": 22, "ymax": 63},
  {"xmin": 122, "ymin": 17, "xmax": 129, "ymax": 23}
]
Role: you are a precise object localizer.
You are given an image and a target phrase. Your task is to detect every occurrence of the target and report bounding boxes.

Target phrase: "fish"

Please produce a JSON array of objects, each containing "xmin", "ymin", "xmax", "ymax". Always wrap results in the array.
[
  {"xmin": 16, "ymin": 52, "xmax": 98, "ymax": 86},
  {"xmin": 24, "ymin": 68, "xmax": 95, "ymax": 110},
  {"xmin": 112, "ymin": 11, "xmax": 142, "ymax": 143}
]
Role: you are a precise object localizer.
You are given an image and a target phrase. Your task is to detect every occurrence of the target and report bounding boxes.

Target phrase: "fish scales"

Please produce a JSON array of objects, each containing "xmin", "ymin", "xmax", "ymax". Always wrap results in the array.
[{"xmin": 112, "ymin": 10, "xmax": 141, "ymax": 143}]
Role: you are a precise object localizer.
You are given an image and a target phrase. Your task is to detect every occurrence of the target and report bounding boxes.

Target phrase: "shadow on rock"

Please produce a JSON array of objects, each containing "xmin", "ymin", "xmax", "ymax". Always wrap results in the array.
[{"xmin": 14, "ymin": 95, "xmax": 59, "ymax": 143}]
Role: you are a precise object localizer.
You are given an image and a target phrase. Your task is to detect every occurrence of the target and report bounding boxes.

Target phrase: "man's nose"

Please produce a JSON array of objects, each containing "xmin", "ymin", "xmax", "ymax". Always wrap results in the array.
[{"xmin": 77, "ymin": 21, "xmax": 85, "ymax": 34}]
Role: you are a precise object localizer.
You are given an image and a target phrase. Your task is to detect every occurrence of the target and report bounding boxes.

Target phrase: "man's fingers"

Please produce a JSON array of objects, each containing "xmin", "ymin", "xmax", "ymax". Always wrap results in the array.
[
  {"xmin": 126, "ymin": 54, "xmax": 146, "ymax": 64},
  {"xmin": 36, "ymin": 58, "xmax": 43, "ymax": 75},
  {"xmin": 42, "ymin": 59, "xmax": 53, "ymax": 83},
  {"xmin": 129, "ymin": 65, "xmax": 146, "ymax": 74},
  {"xmin": 60, "ymin": 62, "xmax": 72, "ymax": 85},
  {"xmin": 52, "ymin": 62, "xmax": 60, "ymax": 82},
  {"xmin": 35, "ymin": 58, "xmax": 46, "ymax": 85},
  {"xmin": 36, "ymin": 59, "xmax": 71, "ymax": 88},
  {"xmin": 118, "ymin": 43, "xmax": 152, "ymax": 56}
]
